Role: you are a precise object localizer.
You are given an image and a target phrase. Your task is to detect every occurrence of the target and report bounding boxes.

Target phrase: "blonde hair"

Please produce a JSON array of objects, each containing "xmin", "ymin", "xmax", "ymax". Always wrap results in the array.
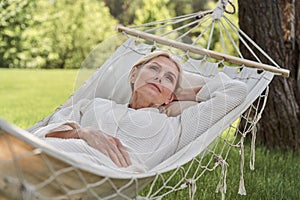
[{"xmin": 129, "ymin": 51, "xmax": 182, "ymax": 91}]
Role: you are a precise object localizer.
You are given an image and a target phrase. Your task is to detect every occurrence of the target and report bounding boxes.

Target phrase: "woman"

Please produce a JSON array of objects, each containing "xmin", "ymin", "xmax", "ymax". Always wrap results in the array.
[{"xmin": 33, "ymin": 51, "xmax": 247, "ymax": 171}]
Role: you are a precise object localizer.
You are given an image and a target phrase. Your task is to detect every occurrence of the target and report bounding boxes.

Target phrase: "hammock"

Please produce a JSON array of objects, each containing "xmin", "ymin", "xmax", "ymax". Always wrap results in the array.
[{"xmin": 0, "ymin": 1, "xmax": 289, "ymax": 199}]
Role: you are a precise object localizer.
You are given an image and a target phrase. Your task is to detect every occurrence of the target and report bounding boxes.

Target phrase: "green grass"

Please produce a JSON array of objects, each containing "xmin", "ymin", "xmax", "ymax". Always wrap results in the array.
[
  {"xmin": 139, "ymin": 140, "xmax": 300, "ymax": 200},
  {"xmin": 0, "ymin": 68, "xmax": 78, "ymax": 128},
  {"xmin": 201, "ymin": 144, "xmax": 300, "ymax": 200},
  {"xmin": 0, "ymin": 69, "xmax": 299, "ymax": 199}
]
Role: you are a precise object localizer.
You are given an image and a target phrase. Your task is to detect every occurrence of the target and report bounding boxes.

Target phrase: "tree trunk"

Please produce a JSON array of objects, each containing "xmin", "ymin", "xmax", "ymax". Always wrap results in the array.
[{"xmin": 238, "ymin": 0, "xmax": 300, "ymax": 150}]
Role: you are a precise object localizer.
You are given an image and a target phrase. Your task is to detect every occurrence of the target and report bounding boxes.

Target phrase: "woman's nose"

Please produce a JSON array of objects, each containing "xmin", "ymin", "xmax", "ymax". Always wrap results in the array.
[{"xmin": 154, "ymin": 76, "xmax": 162, "ymax": 82}]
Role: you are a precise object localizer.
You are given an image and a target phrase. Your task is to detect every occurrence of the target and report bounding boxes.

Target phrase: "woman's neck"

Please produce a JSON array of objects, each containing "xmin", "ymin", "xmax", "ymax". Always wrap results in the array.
[{"xmin": 129, "ymin": 92, "xmax": 158, "ymax": 109}]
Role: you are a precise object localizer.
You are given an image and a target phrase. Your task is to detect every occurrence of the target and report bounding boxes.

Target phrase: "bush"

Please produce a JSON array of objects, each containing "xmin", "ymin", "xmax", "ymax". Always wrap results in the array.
[{"xmin": 0, "ymin": 0, "xmax": 117, "ymax": 69}]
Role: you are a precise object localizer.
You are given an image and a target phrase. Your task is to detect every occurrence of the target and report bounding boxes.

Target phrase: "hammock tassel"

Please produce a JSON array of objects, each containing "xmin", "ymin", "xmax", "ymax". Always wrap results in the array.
[
  {"xmin": 180, "ymin": 178, "xmax": 197, "ymax": 199},
  {"xmin": 215, "ymin": 156, "xmax": 228, "ymax": 200},
  {"xmin": 250, "ymin": 126, "xmax": 257, "ymax": 170},
  {"xmin": 238, "ymin": 136, "xmax": 246, "ymax": 195},
  {"xmin": 186, "ymin": 178, "xmax": 197, "ymax": 200}
]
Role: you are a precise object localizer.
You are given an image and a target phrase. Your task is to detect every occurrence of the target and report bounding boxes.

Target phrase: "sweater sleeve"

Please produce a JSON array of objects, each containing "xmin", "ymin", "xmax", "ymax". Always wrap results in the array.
[
  {"xmin": 32, "ymin": 99, "xmax": 91, "ymax": 138},
  {"xmin": 177, "ymin": 72, "xmax": 247, "ymax": 150}
]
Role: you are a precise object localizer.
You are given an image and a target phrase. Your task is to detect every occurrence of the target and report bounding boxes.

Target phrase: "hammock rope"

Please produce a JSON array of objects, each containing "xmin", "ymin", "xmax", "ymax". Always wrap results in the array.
[
  {"xmin": 116, "ymin": 0, "xmax": 288, "ymax": 77},
  {"xmin": 0, "ymin": 0, "xmax": 290, "ymax": 199},
  {"xmin": 0, "ymin": 88, "xmax": 267, "ymax": 199}
]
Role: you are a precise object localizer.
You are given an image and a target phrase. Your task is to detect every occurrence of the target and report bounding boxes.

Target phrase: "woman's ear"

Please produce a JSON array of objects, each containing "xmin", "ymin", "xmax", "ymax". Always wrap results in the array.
[{"xmin": 130, "ymin": 67, "xmax": 138, "ymax": 83}]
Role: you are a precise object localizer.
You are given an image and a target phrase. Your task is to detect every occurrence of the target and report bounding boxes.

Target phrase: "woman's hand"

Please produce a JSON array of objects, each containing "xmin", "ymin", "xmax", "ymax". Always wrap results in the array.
[
  {"xmin": 78, "ymin": 127, "xmax": 132, "ymax": 168},
  {"xmin": 174, "ymin": 86, "xmax": 202, "ymax": 101},
  {"xmin": 46, "ymin": 127, "xmax": 132, "ymax": 168}
]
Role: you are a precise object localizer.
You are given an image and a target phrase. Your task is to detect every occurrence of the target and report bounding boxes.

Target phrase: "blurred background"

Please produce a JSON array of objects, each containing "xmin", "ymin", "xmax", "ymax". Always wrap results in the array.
[
  {"xmin": 0, "ymin": 0, "xmax": 223, "ymax": 69},
  {"xmin": 0, "ymin": 1, "xmax": 299, "ymax": 199}
]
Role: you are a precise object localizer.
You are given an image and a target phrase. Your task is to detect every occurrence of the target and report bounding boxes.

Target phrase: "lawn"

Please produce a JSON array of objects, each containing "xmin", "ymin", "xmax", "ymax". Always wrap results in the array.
[
  {"xmin": 0, "ymin": 69, "xmax": 78, "ymax": 128},
  {"xmin": 0, "ymin": 69, "xmax": 299, "ymax": 199}
]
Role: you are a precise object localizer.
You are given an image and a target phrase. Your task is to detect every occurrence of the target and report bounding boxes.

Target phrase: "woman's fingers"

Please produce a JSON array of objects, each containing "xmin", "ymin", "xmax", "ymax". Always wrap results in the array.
[
  {"xmin": 107, "ymin": 138, "xmax": 131, "ymax": 168},
  {"xmin": 114, "ymin": 138, "xmax": 132, "ymax": 166},
  {"xmin": 107, "ymin": 149, "xmax": 123, "ymax": 167},
  {"xmin": 95, "ymin": 135, "xmax": 130, "ymax": 168},
  {"xmin": 107, "ymin": 147, "xmax": 128, "ymax": 168},
  {"xmin": 80, "ymin": 128, "xmax": 132, "ymax": 168}
]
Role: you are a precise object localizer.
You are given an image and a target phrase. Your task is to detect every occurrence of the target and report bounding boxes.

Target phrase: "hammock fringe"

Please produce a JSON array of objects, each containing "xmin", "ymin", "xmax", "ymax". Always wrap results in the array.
[{"xmin": 0, "ymin": 0, "xmax": 283, "ymax": 199}]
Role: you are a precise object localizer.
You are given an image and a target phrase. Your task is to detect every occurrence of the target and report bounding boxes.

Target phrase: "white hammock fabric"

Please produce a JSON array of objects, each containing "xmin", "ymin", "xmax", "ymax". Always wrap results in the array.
[
  {"xmin": 0, "ymin": 39, "xmax": 272, "ymax": 199},
  {"xmin": 0, "ymin": 0, "xmax": 287, "ymax": 199}
]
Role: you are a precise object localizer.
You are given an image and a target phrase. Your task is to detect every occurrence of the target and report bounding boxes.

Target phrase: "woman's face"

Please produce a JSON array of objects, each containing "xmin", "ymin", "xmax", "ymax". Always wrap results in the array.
[{"xmin": 131, "ymin": 56, "xmax": 179, "ymax": 106}]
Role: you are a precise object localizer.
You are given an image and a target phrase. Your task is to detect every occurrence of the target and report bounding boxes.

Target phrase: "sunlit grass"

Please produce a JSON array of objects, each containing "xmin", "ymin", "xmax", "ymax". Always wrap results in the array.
[
  {"xmin": 0, "ymin": 68, "xmax": 78, "ymax": 128},
  {"xmin": 140, "ymin": 141, "xmax": 300, "ymax": 200},
  {"xmin": 0, "ymin": 69, "xmax": 299, "ymax": 199}
]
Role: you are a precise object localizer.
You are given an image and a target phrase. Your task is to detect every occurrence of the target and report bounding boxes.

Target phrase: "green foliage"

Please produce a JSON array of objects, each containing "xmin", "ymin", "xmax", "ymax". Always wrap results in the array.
[
  {"xmin": 133, "ymin": 0, "xmax": 174, "ymax": 25},
  {"xmin": 0, "ymin": 0, "xmax": 239, "ymax": 68},
  {"xmin": 0, "ymin": 0, "xmax": 36, "ymax": 68},
  {"xmin": 104, "ymin": 0, "xmax": 218, "ymax": 25},
  {"xmin": 0, "ymin": 0, "xmax": 117, "ymax": 69},
  {"xmin": 167, "ymin": 0, "xmax": 217, "ymax": 16},
  {"xmin": 103, "ymin": 0, "xmax": 139, "ymax": 25},
  {"xmin": 27, "ymin": 0, "xmax": 117, "ymax": 69}
]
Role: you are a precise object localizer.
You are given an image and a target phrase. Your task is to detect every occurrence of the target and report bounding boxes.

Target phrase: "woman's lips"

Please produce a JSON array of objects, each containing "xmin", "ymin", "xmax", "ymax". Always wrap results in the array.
[{"xmin": 148, "ymin": 83, "xmax": 161, "ymax": 92}]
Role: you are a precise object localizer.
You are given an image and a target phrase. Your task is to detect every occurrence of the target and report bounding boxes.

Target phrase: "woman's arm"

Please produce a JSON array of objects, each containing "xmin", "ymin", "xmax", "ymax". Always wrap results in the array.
[
  {"xmin": 45, "ymin": 128, "xmax": 79, "ymax": 139},
  {"xmin": 32, "ymin": 99, "xmax": 91, "ymax": 138},
  {"xmin": 177, "ymin": 72, "xmax": 247, "ymax": 150},
  {"xmin": 174, "ymin": 86, "xmax": 202, "ymax": 101},
  {"xmin": 45, "ymin": 127, "xmax": 132, "ymax": 168}
]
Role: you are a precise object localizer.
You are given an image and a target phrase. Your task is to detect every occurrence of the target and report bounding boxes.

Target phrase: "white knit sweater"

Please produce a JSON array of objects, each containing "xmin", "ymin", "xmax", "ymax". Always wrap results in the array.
[{"xmin": 33, "ymin": 72, "xmax": 247, "ymax": 171}]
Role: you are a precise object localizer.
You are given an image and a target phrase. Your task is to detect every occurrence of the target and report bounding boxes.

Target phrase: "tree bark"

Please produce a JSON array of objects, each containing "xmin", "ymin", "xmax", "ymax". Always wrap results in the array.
[{"xmin": 238, "ymin": 0, "xmax": 300, "ymax": 150}]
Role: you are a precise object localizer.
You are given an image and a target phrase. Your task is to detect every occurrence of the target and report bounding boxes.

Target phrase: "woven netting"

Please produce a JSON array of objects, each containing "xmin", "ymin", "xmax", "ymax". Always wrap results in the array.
[{"xmin": 0, "ymin": 0, "xmax": 286, "ymax": 199}]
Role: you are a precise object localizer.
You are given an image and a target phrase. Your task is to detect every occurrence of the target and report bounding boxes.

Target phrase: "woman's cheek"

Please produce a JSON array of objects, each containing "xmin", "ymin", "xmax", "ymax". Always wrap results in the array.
[
  {"xmin": 162, "ymin": 86, "xmax": 173, "ymax": 96},
  {"xmin": 165, "ymin": 83, "xmax": 176, "ymax": 92}
]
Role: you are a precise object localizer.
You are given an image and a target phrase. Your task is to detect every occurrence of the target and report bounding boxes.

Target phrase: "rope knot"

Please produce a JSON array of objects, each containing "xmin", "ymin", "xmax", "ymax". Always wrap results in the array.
[
  {"xmin": 186, "ymin": 179, "xmax": 197, "ymax": 200},
  {"xmin": 215, "ymin": 155, "xmax": 228, "ymax": 200},
  {"xmin": 212, "ymin": 0, "xmax": 235, "ymax": 19}
]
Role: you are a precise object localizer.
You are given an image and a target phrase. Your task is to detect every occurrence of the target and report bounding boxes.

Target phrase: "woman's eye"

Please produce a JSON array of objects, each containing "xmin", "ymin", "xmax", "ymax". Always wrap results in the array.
[
  {"xmin": 166, "ymin": 75, "xmax": 174, "ymax": 83},
  {"xmin": 149, "ymin": 65, "xmax": 158, "ymax": 71}
]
